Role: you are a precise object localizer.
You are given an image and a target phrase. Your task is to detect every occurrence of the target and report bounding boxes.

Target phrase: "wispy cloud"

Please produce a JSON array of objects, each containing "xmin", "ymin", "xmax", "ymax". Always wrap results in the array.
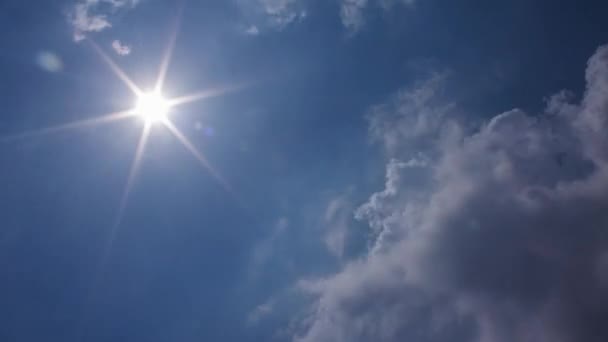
[
  {"xmin": 340, "ymin": 0, "xmax": 368, "ymax": 32},
  {"xmin": 323, "ymin": 194, "xmax": 356, "ymax": 260},
  {"xmin": 238, "ymin": 0, "xmax": 414, "ymax": 35},
  {"xmin": 249, "ymin": 217, "xmax": 290, "ymax": 278},
  {"xmin": 237, "ymin": 0, "xmax": 307, "ymax": 35},
  {"xmin": 68, "ymin": 0, "xmax": 140, "ymax": 41},
  {"xmin": 367, "ymin": 72, "xmax": 454, "ymax": 155},
  {"xmin": 247, "ymin": 298, "xmax": 276, "ymax": 325},
  {"xmin": 294, "ymin": 44, "xmax": 608, "ymax": 342},
  {"xmin": 261, "ymin": 0, "xmax": 307, "ymax": 29},
  {"xmin": 111, "ymin": 39, "xmax": 131, "ymax": 55},
  {"xmin": 245, "ymin": 25, "xmax": 261, "ymax": 35},
  {"xmin": 340, "ymin": 0, "xmax": 416, "ymax": 33}
]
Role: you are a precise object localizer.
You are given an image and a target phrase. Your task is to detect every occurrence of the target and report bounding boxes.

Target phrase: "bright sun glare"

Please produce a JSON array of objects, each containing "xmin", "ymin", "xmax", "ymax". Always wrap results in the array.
[
  {"xmin": 5, "ymin": 30, "xmax": 236, "ymax": 244},
  {"xmin": 0, "ymin": 9, "xmax": 246, "ymax": 310},
  {"xmin": 134, "ymin": 91, "xmax": 170, "ymax": 124}
]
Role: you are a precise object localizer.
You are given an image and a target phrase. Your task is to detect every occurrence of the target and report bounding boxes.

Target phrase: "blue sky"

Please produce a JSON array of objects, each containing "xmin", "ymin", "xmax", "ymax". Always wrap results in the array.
[{"xmin": 2, "ymin": 1, "xmax": 608, "ymax": 341}]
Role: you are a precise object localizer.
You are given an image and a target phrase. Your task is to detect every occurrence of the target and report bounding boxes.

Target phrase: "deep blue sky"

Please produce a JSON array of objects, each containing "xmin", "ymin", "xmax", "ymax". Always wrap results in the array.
[{"xmin": 2, "ymin": 1, "xmax": 608, "ymax": 341}]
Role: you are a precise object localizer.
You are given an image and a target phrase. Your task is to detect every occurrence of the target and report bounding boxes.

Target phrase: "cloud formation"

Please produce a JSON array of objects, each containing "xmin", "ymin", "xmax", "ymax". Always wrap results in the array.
[
  {"xmin": 68, "ymin": 0, "xmax": 140, "ymax": 41},
  {"xmin": 294, "ymin": 45, "xmax": 608, "ymax": 342},
  {"xmin": 239, "ymin": 0, "xmax": 416, "ymax": 35},
  {"xmin": 340, "ymin": 0, "xmax": 416, "ymax": 32},
  {"xmin": 111, "ymin": 39, "xmax": 131, "ymax": 55}
]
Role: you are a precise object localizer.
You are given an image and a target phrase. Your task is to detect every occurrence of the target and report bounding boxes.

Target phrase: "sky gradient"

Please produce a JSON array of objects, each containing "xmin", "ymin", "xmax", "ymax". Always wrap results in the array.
[{"xmin": 2, "ymin": 1, "xmax": 608, "ymax": 341}]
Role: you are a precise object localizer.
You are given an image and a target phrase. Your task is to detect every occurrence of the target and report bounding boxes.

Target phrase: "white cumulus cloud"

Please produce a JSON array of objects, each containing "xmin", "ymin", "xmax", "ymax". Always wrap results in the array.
[
  {"xmin": 111, "ymin": 39, "xmax": 131, "ymax": 55},
  {"xmin": 293, "ymin": 44, "xmax": 608, "ymax": 342}
]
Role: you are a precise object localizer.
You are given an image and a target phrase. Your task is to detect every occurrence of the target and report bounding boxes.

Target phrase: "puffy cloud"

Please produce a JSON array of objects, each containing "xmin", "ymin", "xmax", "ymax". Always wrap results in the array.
[
  {"xmin": 111, "ymin": 39, "xmax": 131, "ymax": 55},
  {"xmin": 68, "ymin": 0, "xmax": 140, "ymax": 41},
  {"xmin": 354, "ymin": 157, "xmax": 428, "ymax": 255},
  {"xmin": 293, "ymin": 45, "xmax": 608, "ymax": 342},
  {"xmin": 340, "ymin": 0, "xmax": 416, "ymax": 32}
]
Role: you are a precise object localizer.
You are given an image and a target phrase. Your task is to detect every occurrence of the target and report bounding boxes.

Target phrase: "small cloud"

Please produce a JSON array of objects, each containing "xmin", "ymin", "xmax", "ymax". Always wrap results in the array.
[
  {"xmin": 237, "ymin": 0, "xmax": 307, "ymax": 34},
  {"xmin": 259, "ymin": 0, "xmax": 306, "ymax": 29},
  {"xmin": 70, "ymin": 3, "xmax": 111, "ymax": 41},
  {"xmin": 340, "ymin": 0, "xmax": 368, "ymax": 32},
  {"xmin": 247, "ymin": 300, "xmax": 275, "ymax": 325},
  {"xmin": 245, "ymin": 25, "xmax": 260, "ymax": 35},
  {"xmin": 68, "ymin": 0, "xmax": 140, "ymax": 41},
  {"xmin": 111, "ymin": 39, "xmax": 131, "ymax": 56}
]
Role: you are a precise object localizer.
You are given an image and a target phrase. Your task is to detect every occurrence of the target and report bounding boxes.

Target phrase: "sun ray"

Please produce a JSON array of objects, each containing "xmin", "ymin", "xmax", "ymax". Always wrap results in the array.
[
  {"xmin": 70, "ymin": 6, "xmax": 252, "ymax": 339},
  {"xmin": 163, "ymin": 119, "xmax": 232, "ymax": 192},
  {"xmin": 73, "ymin": 124, "xmax": 150, "ymax": 342},
  {"xmin": 114, "ymin": 123, "xmax": 151, "ymax": 232},
  {"xmin": 154, "ymin": 31, "xmax": 177, "ymax": 94},
  {"xmin": 154, "ymin": 4, "xmax": 184, "ymax": 93},
  {"xmin": 167, "ymin": 83, "xmax": 248, "ymax": 108},
  {"xmin": 102, "ymin": 123, "xmax": 151, "ymax": 262},
  {"xmin": 88, "ymin": 39, "xmax": 143, "ymax": 96},
  {"xmin": 0, "ymin": 110, "xmax": 134, "ymax": 143}
]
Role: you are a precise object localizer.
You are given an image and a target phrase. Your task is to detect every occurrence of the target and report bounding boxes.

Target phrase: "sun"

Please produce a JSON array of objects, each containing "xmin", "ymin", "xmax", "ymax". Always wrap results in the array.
[
  {"xmin": 134, "ymin": 91, "xmax": 171, "ymax": 124},
  {"xmin": 3, "ymin": 34, "xmax": 238, "ymax": 238},
  {"xmin": 0, "ymin": 13, "xmax": 246, "ymax": 314}
]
